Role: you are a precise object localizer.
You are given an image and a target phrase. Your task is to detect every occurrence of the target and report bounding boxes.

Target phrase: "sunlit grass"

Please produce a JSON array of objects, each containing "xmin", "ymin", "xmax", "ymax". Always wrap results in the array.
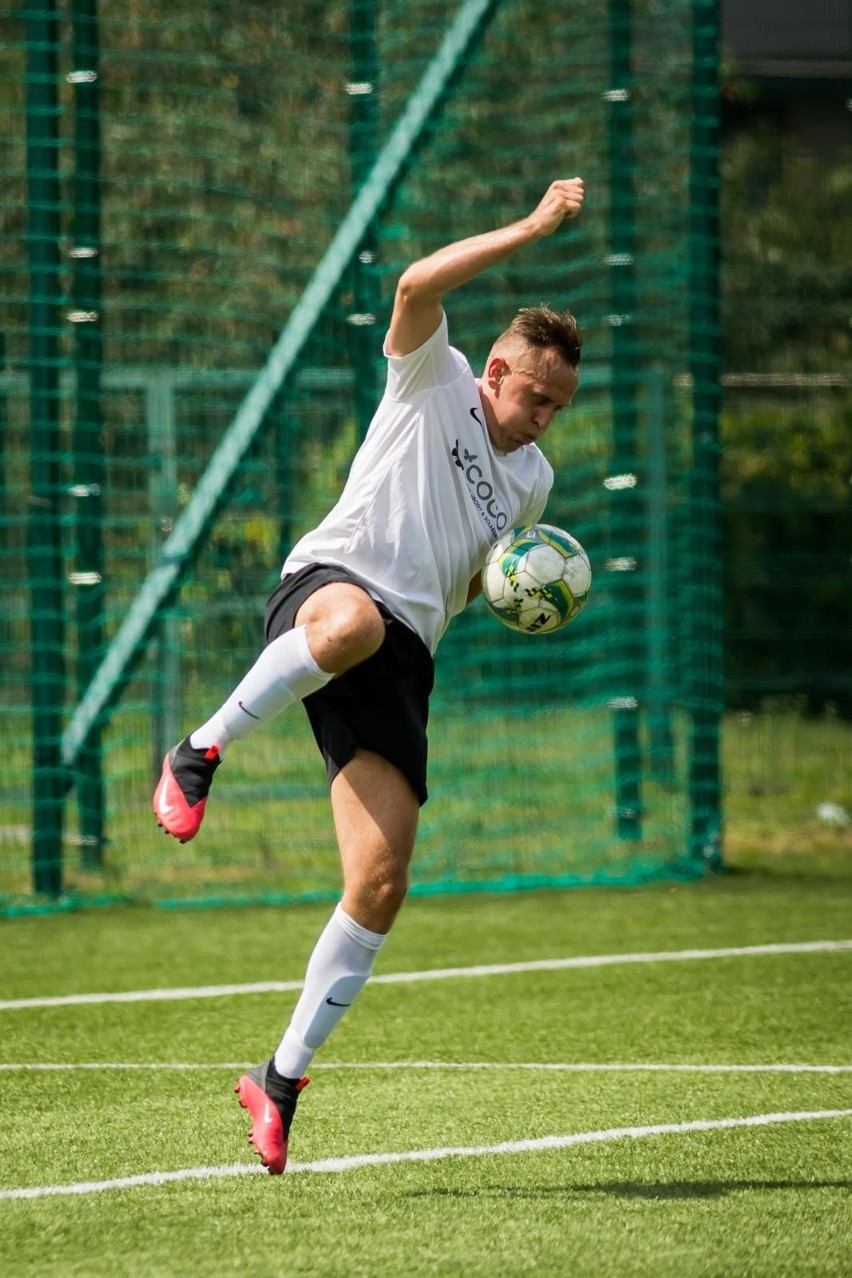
[{"xmin": 1, "ymin": 863, "xmax": 850, "ymax": 1276}]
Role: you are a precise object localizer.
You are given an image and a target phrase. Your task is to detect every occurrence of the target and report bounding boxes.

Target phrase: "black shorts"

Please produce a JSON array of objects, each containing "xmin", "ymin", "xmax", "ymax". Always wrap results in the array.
[{"xmin": 264, "ymin": 563, "xmax": 435, "ymax": 806}]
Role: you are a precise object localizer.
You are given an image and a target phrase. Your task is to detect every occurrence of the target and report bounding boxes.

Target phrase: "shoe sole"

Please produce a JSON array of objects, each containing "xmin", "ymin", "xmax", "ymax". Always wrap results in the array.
[{"xmin": 234, "ymin": 1073, "xmax": 288, "ymax": 1175}]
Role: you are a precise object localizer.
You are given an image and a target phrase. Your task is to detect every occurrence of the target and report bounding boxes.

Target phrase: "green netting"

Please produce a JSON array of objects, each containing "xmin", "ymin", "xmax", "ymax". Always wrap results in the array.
[{"xmin": 1, "ymin": 0, "xmax": 726, "ymax": 909}]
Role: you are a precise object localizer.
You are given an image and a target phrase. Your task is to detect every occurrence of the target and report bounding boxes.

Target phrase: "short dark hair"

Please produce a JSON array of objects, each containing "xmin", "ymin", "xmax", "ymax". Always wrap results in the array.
[{"xmin": 500, "ymin": 305, "xmax": 582, "ymax": 368}]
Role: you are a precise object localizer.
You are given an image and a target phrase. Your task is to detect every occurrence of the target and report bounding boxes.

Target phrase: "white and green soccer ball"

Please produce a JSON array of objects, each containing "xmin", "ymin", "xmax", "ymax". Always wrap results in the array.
[{"xmin": 482, "ymin": 523, "xmax": 592, "ymax": 635}]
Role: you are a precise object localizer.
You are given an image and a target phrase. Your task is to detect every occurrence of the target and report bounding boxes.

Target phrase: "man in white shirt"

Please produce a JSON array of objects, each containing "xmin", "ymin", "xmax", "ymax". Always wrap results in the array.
[{"xmin": 153, "ymin": 177, "xmax": 584, "ymax": 1173}]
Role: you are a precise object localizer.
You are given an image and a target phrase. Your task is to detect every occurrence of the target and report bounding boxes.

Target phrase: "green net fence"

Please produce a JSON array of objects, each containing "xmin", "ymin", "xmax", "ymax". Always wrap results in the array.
[
  {"xmin": 2, "ymin": 0, "xmax": 726, "ymax": 910},
  {"xmin": 720, "ymin": 371, "xmax": 852, "ymax": 868},
  {"xmin": 718, "ymin": 95, "xmax": 852, "ymax": 865}
]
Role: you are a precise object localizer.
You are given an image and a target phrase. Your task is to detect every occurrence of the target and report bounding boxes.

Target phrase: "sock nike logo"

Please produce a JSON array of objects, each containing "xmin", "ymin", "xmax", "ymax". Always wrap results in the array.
[
  {"xmin": 325, "ymin": 997, "xmax": 351, "ymax": 1007},
  {"xmin": 238, "ymin": 700, "xmax": 260, "ymax": 719}
]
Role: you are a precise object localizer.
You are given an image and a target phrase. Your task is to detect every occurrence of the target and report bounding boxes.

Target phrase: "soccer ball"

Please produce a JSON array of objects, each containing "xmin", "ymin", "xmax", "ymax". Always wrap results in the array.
[{"xmin": 481, "ymin": 523, "xmax": 591, "ymax": 635}]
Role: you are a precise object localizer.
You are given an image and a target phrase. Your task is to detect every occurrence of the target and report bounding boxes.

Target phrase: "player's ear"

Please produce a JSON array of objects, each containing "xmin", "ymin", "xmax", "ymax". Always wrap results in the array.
[{"xmin": 486, "ymin": 356, "xmax": 508, "ymax": 391}]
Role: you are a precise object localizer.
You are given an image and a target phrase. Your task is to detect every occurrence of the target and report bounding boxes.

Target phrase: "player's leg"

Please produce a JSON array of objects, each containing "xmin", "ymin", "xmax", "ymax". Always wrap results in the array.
[
  {"xmin": 154, "ymin": 580, "xmax": 385, "ymax": 841},
  {"xmin": 236, "ymin": 750, "xmax": 419, "ymax": 1174},
  {"xmin": 193, "ymin": 583, "xmax": 386, "ymax": 752},
  {"xmin": 290, "ymin": 582, "xmax": 387, "ymax": 682},
  {"xmin": 332, "ymin": 748, "xmax": 420, "ymax": 932}
]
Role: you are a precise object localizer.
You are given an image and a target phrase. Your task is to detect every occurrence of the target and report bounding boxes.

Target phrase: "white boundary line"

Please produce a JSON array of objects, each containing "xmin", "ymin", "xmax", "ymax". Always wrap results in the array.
[
  {"xmin": 2, "ymin": 939, "xmax": 850, "ymax": 1012},
  {"xmin": 1, "ymin": 1060, "xmax": 851, "ymax": 1074},
  {"xmin": 2, "ymin": 1109, "xmax": 850, "ymax": 1200}
]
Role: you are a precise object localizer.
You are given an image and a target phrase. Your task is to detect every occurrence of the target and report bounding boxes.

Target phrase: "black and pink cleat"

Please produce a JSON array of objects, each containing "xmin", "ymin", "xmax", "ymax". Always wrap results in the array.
[
  {"xmin": 235, "ymin": 1062, "xmax": 310, "ymax": 1175},
  {"xmin": 153, "ymin": 737, "xmax": 221, "ymax": 842}
]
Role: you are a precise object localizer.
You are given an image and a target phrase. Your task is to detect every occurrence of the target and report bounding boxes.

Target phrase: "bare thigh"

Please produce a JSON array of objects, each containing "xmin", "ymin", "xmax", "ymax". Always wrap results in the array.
[{"xmin": 331, "ymin": 749, "xmax": 420, "ymax": 934}]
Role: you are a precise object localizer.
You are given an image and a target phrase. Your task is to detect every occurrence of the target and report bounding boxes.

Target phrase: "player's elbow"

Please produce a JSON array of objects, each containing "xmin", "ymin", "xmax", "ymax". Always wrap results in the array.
[
  {"xmin": 395, "ymin": 264, "xmax": 437, "ymax": 307},
  {"xmin": 395, "ymin": 267, "xmax": 416, "ymax": 299}
]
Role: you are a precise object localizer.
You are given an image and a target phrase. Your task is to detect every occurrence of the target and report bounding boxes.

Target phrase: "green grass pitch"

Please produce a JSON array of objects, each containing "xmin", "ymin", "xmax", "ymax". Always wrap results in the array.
[{"xmin": 1, "ymin": 851, "xmax": 850, "ymax": 1277}]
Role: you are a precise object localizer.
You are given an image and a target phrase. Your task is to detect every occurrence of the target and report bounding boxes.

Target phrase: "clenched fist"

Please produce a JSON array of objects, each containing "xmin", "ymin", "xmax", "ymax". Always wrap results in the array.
[{"xmin": 527, "ymin": 178, "xmax": 585, "ymax": 238}]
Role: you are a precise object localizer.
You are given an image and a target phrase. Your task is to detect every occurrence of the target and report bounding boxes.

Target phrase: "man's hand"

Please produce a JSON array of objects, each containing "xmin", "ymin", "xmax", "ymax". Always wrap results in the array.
[
  {"xmin": 387, "ymin": 176, "xmax": 585, "ymax": 357},
  {"xmin": 526, "ymin": 178, "xmax": 585, "ymax": 239}
]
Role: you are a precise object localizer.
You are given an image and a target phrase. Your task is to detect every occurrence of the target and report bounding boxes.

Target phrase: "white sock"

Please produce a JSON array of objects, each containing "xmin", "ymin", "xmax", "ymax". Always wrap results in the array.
[
  {"xmin": 189, "ymin": 625, "xmax": 331, "ymax": 753},
  {"xmin": 273, "ymin": 903, "xmax": 387, "ymax": 1079}
]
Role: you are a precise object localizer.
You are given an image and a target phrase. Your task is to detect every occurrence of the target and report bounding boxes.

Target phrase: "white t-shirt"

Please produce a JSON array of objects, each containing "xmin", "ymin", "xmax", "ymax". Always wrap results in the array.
[{"xmin": 284, "ymin": 313, "xmax": 553, "ymax": 654}]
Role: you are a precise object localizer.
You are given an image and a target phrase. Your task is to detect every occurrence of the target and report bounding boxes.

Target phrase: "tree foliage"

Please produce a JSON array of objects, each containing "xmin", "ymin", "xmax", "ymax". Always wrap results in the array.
[
  {"xmin": 722, "ymin": 125, "xmax": 852, "ymax": 373},
  {"xmin": 720, "ymin": 124, "xmax": 851, "ymax": 712}
]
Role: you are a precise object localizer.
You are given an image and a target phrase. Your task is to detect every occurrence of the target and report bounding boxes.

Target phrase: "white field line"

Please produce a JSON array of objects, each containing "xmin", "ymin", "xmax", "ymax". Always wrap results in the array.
[
  {"xmin": 0, "ymin": 1061, "xmax": 851, "ymax": 1074},
  {"xmin": 1, "ymin": 939, "xmax": 850, "ymax": 1012},
  {"xmin": 1, "ymin": 1108, "xmax": 850, "ymax": 1200}
]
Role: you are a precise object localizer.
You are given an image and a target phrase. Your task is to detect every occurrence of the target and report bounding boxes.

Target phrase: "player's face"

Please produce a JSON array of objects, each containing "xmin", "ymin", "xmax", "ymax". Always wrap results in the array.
[{"xmin": 482, "ymin": 348, "xmax": 578, "ymax": 453}]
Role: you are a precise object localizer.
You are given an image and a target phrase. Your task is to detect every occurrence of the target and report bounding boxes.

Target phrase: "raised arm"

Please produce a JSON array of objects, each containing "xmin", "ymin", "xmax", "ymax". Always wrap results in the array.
[{"xmin": 386, "ymin": 177, "xmax": 585, "ymax": 357}]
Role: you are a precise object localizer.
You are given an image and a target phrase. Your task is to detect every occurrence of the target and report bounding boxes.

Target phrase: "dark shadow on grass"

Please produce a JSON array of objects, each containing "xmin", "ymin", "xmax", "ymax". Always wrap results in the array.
[
  {"xmin": 719, "ymin": 849, "xmax": 852, "ymax": 886},
  {"xmin": 404, "ymin": 1180, "xmax": 852, "ymax": 1201}
]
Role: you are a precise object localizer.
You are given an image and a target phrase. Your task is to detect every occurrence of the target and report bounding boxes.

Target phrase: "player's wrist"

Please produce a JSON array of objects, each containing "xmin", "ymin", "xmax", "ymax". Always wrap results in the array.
[{"xmin": 518, "ymin": 213, "xmax": 553, "ymax": 243}]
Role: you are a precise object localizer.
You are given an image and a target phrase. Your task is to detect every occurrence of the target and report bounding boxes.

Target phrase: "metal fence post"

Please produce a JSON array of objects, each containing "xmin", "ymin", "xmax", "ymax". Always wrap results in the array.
[
  {"xmin": 348, "ymin": 0, "xmax": 382, "ymax": 440},
  {"xmin": 607, "ymin": 0, "xmax": 642, "ymax": 840},
  {"xmin": 645, "ymin": 366, "xmax": 675, "ymax": 783},
  {"xmin": 25, "ymin": 1, "xmax": 66, "ymax": 895},
  {"xmin": 688, "ymin": 0, "xmax": 723, "ymax": 870},
  {"xmin": 146, "ymin": 371, "xmax": 182, "ymax": 775},
  {"xmin": 69, "ymin": 0, "xmax": 106, "ymax": 868}
]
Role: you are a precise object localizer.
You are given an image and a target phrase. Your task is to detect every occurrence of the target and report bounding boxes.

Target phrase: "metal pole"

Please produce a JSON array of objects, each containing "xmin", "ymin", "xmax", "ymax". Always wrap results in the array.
[
  {"xmin": 146, "ymin": 371, "xmax": 181, "ymax": 776},
  {"xmin": 24, "ymin": 2, "xmax": 65, "ymax": 895},
  {"xmin": 607, "ymin": 0, "xmax": 642, "ymax": 840},
  {"xmin": 687, "ymin": 0, "xmax": 723, "ymax": 870},
  {"xmin": 348, "ymin": 0, "xmax": 381, "ymax": 440},
  {"xmin": 274, "ymin": 393, "xmax": 297, "ymax": 569},
  {"xmin": 69, "ymin": 0, "xmax": 106, "ymax": 868},
  {"xmin": 646, "ymin": 366, "xmax": 674, "ymax": 783}
]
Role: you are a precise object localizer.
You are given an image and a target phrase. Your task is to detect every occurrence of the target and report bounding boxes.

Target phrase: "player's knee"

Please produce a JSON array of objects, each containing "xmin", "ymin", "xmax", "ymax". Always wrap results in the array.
[
  {"xmin": 351, "ymin": 865, "xmax": 408, "ymax": 929},
  {"xmin": 298, "ymin": 584, "xmax": 385, "ymax": 673},
  {"xmin": 374, "ymin": 867, "xmax": 408, "ymax": 914},
  {"xmin": 329, "ymin": 599, "xmax": 385, "ymax": 667}
]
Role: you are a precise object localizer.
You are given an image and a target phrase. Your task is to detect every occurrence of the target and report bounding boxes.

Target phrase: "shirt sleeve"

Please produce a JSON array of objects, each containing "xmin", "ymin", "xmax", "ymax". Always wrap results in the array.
[{"xmin": 382, "ymin": 311, "xmax": 464, "ymax": 401}]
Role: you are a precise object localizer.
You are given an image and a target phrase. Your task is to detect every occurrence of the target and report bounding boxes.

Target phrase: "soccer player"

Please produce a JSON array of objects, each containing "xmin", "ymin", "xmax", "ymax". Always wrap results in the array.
[{"xmin": 153, "ymin": 177, "xmax": 585, "ymax": 1173}]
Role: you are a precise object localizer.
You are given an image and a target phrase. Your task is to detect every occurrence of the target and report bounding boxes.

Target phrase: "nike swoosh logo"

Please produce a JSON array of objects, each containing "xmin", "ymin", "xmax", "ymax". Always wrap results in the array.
[
  {"xmin": 159, "ymin": 794, "xmax": 182, "ymax": 819},
  {"xmin": 325, "ymin": 997, "xmax": 351, "ymax": 1007},
  {"xmin": 238, "ymin": 700, "xmax": 260, "ymax": 719},
  {"xmin": 158, "ymin": 776, "xmax": 190, "ymax": 819}
]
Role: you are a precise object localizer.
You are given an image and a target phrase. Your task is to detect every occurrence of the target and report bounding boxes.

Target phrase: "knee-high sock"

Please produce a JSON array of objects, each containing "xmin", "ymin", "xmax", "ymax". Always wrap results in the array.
[
  {"xmin": 274, "ymin": 903, "xmax": 387, "ymax": 1079},
  {"xmin": 190, "ymin": 625, "xmax": 331, "ymax": 753}
]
